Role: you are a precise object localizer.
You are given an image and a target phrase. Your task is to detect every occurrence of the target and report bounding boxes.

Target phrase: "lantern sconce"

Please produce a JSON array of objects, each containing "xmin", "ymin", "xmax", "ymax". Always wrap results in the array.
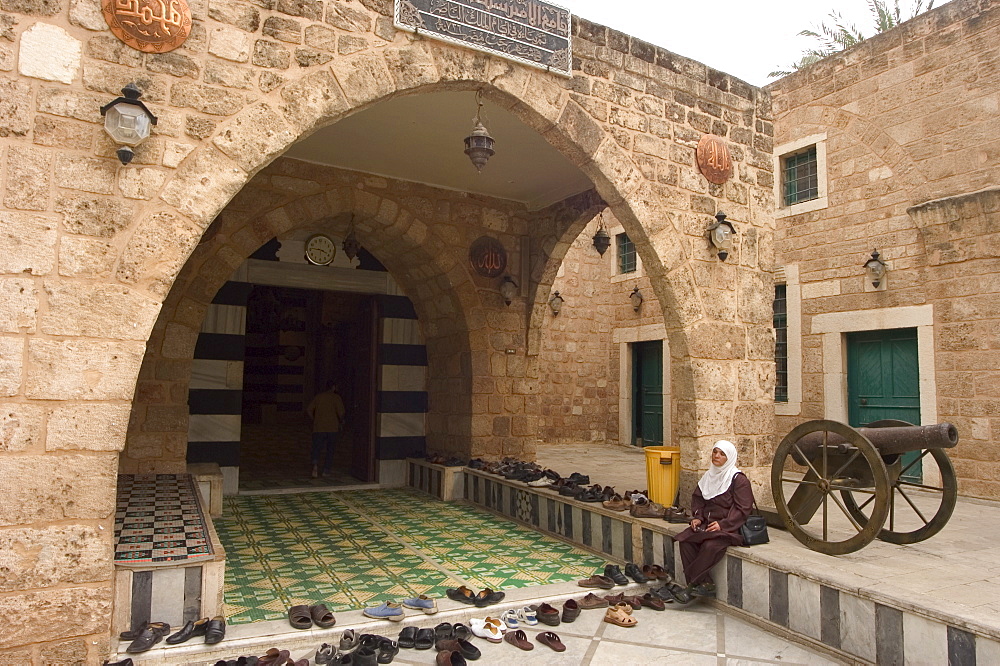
[
  {"xmin": 549, "ymin": 290, "xmax": 565, "ymax": 316},
  {"xmin": 592, "ymin": 210, "xmax": 611, "ymax": 256},
  {"xmin": 630, "ymin": 286, "xmax": 644, "ymax": 312},
  {"xmin": 100, "ymin": 83, "xmax": 157, "ymax": 165},
  {"xmin": 342, "ymin": 227, "xmax": 362, "ymax": 262},
  {"xmin": 463, "ymin": 89, "xmax": 496, "ymax": 173},
  {"xmin": 499, "ymin": 275, "xmax": 518, "ymax": 306},
  {"xmin": 707, "ymin": 212, "xmax": 736, "ymax": 261},
  {"xmin": 864, "ymin": 249, "xmax": 888, "ymax": 289}
]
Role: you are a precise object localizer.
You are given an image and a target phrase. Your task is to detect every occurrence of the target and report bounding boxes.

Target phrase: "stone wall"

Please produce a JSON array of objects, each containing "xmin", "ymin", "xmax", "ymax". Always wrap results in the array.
[
  {"xmin": 768, "ymin": 0, "xmax": 1000, "ymax": 498},
  {"xmin": 0, "ymin": 0, "xmax": 775, "ymax": 658}
]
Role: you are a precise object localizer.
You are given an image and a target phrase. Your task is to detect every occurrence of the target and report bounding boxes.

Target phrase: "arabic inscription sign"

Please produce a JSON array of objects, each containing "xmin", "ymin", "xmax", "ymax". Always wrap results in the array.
[
  {"xmin": 395, "ymin": 0, "xmax": 571, "ymax": 77},
  {"xmin": 469, "ymin": 236, "xmax": 507, "ymax": 278},
  {"xmin": 103, "ymin": 0, "xmax": 192, "ymax": 53},
  {"xmin": 696, "ymin": 134, "xmax": 733, "ymax": 185}
]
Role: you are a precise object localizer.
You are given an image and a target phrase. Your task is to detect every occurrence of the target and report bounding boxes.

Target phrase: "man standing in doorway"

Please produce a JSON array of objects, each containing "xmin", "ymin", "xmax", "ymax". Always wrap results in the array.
[{"xmin": 306, "ymin": 381, "xmax": 346, "ymax": 478}]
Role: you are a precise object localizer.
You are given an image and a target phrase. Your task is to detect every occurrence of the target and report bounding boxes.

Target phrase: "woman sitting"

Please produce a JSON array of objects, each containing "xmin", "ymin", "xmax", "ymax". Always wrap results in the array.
[{"xmin": 671, "ymin": 440, "xmax": 753, "ymax": 600}]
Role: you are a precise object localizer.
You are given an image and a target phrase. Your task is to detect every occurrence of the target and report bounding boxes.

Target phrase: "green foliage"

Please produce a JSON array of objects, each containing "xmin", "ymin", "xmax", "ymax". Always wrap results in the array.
[{"xmin": 769, "ymin": 1, "xmax": 935, "ymax": 79}]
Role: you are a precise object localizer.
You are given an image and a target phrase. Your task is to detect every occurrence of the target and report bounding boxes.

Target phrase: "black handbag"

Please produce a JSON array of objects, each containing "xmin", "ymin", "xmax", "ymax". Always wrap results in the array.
[{"xmin": 739, "ymin": 503, "xmax": 769, "ymax": 546}]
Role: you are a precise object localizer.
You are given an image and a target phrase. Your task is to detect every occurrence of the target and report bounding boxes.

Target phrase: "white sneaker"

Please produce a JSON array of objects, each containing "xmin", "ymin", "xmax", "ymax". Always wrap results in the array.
[
  {"xmin": 527, "ymin": 477, "xmax": 554, "ymax": 487},
  {"xmin": 499, "ymin": 608, "xmax": 520, "ymax": 630},
  {"xmin": 516, "ymin": 606, "xmax": 538, "ymax": 626}
]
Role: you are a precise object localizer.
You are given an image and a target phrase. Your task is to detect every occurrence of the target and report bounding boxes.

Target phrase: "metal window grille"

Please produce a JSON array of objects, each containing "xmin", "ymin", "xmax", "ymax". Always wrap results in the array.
[
  {"xmin": 618, "ymin": 233, "xmax": 636, "ymax": 274},
  {"xmin": 774, "ymin": 284, "xmax": 788, "ymax": 402},
  {"xmin": 783, "ymin": 146, "xmax": 819, "ymax": 206}
]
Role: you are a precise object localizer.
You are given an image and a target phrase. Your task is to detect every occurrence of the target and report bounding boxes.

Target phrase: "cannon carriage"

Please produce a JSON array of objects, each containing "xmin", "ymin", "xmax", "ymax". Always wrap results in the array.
[{"xmin": 770, "ymin": 419, "xmax": 959, "ymax": 554}]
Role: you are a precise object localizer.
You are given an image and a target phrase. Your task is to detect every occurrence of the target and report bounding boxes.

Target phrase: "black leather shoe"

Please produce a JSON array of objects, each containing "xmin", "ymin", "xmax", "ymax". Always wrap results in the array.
[
  {"xmin": 125, "ymin": 623, "xmax": 169, "ymax": 653},
  {"xmin": 166, "ymin": 617, "xmax": 209, "ymax": 644},
  {"xmin": 103, "ymin": 660, "xmax": 134, "ymax": 666},
  {"xmin": 604, "ymin": 564, "xmax": 629, "ymax": 585},
  {"xmin": 204, "ymin": 616, "xmax": 226, "ymax": 644},
  {"xmin": 624, "ymin": 562, "xmax": 649, "ymax": 583},
  {"xmin": 119, "ymin": 621, "xmax": 168, "ymax": 640}
]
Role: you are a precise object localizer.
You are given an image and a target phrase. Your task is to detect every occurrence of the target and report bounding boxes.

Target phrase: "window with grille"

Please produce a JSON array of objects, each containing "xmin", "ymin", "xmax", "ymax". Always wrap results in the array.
[
  {"xmin": 617, "ymin": 233, "xmax": 636, "ymax": 274},
  {"xmin": 782, "ymin": 146, "xmax": 818, "ymax": 206},
  {"xmin": 774, "ymin": 284, "xmax": 788, "ymax": 402}
]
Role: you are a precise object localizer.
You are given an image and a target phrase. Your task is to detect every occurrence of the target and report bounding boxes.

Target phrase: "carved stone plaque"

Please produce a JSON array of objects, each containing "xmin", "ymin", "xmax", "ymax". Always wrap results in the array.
[
  {"xmin": 102, "ymin": 0, "xmax": 192, "ymax": 53},
  {"xmin": 696, "ymin": 134, "xmax": 733, "ymax": 185},
  {"xmin": 469, "ymin": 236, "xmax": 507, "ymax": 278}
]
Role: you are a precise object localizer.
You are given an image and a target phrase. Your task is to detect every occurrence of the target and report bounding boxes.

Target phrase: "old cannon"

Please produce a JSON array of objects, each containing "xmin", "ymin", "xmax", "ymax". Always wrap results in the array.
[{"xmin": 771, "ymin": 419, "xmax": 959, "ymax": 555}]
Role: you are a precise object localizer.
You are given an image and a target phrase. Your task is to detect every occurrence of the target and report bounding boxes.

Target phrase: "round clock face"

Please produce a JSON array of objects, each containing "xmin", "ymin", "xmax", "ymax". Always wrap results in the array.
[{"xmin": 305, "ymin": 234, "xmax": 336, "ymax": 266}]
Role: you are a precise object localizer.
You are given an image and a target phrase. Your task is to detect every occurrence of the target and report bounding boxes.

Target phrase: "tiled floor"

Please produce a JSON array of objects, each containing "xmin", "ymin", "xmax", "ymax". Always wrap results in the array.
[
  {"xmin": 215, "ymin": 488, "xmax": 606, "ymax": 625},
  {"xmin": 238, "ymin": 422, "xmax": 366, "ymax": 492}
]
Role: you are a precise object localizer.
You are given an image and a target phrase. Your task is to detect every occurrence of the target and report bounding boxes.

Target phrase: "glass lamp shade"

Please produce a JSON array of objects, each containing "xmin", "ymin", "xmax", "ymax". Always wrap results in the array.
[
  {"xmin": 104, "ymin": 103, "xmax": 153, "ymax": 147},
  {"xmin": 630, "ymin": 286, "xmax": 644, "ymax": 312},
  {"xmin": 708, "ymin": 212, "xmax": 735, "ymax": 261},
  {"xmin": 499, "ymin": 276, "xmax": 518, "ymax": 305},
  {"xmin": 593, "ymin": 227, "xmax": 611, "ymax": 255},
  {"xmin": 549, "ymin": 291, "xmax": 564, "ymax": 315},
  {"xmin": 464, "ymin": 121, "xmax": 496, "ymax": 172},
  {"xmin": 864, "ymin": 250, "xmax": 887, "ymax": 288}
]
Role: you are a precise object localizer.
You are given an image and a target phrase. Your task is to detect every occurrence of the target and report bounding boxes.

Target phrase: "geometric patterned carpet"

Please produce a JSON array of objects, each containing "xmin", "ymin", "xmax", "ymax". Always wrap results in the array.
[{"xmin": 215, "ymin": 488, "xmax": 606, "ymax": 625}]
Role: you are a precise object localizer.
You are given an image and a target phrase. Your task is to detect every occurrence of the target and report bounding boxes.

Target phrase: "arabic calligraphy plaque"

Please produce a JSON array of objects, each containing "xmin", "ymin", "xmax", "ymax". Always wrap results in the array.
[
  {"xmin": 103, "ymin": 0, "xmax": 192, "ymax": 53},
  {"xmin": 395, "ymin": 0, "xmax": 571, "ymax": 77},
  {"xmin": 696, "ymin": 134, "xmax": 733, "ymax": 185},
  {"xmin": 469, "ymin": 236, "xmax": 507, "ymax": 278}
]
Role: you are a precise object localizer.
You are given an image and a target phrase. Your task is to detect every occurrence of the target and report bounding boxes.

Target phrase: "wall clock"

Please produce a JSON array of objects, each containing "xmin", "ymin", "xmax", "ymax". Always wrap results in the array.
[{"xmin": 305, "ymin": 234, "xmax": 336, "ymax": 266}]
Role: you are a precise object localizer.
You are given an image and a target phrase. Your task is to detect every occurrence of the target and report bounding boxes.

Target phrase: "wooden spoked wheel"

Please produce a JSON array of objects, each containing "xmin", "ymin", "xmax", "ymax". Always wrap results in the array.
[
  {"xmin": 771, "ymin": 420, "xmax": 890, "ymax": 555},
  {"xmin": 840, "ymin": 420, "xmax": 959, "ymax": 545}
]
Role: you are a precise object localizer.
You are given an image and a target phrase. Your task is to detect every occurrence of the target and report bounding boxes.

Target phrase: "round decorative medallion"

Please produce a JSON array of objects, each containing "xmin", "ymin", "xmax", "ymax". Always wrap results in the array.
[
  {"xmin": 696, "ymin": 134, "xmax": 733, "ymax": 185},
  {"xmin": 102, "ymin": 0, "xmax": 192, "ymax": 54},
  {"xmin": 469, "ymin": 236, "xmax": 507, "ymax": 278}
]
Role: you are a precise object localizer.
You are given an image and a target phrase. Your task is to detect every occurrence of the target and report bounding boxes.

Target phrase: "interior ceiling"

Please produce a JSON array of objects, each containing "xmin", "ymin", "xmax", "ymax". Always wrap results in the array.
[{"xmin": 284, "ymin": 91, "xmax": 594, "ymax": 210}]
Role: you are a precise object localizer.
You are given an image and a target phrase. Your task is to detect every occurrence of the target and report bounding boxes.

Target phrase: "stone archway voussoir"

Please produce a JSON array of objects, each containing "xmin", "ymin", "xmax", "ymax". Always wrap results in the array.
[
  {"xmin": 159, "ymin": 145, "xmax": 248, "ymax": 227},
  {"xmin": 212, "ymin": 102, "xmax": 298, "ymax": 174},
  {"xmin": 329, "ymin": 51, "xmax": 398, "ymax": 110},
  {"xmin": 279, "ymin": 70, "xmax": 351, "ymax": 135}
]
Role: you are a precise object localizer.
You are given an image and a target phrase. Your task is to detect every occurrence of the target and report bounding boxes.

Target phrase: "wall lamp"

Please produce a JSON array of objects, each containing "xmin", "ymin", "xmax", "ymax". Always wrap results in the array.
[
  {"xmin": 630, "ymin": 286, "xmax": 643, "ymax": 312},
  {"xmin": 100, "ymin": 83, "xmax": 157, "ymax": 165},
  {"xmin": 499, "ymin": 275, "xmax": 518, "ymax": 306},
  {"xmin": 864, "ymin": 249, "xmax": 888, "ymax": 288},
  {"xmin": 549, "ymin": 291, "xmax": 564, "ymax": 316},
  {"xmin": 707, "ymin": 212, "xmax": 736, "ymax": 261}
]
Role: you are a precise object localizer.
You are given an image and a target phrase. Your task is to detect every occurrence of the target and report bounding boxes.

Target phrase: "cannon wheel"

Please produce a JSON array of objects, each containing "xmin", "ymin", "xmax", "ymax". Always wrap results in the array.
[
  {"xmin": 772, "ymin": 419, "xmax": 890, "ymax": 555},
  {"xmin": 840, "ymin": 419, "xmax": 958, "ymax": 545}
]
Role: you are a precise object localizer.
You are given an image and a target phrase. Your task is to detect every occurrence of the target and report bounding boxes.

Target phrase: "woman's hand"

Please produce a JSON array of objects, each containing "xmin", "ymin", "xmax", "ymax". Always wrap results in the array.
[
  {"xmin": 706, "ymin": 521, "xmax": 721, "ymax": 532},
  {"xmin": 690, "ymin": 518, "xmax": 702, "ymax": 530}
]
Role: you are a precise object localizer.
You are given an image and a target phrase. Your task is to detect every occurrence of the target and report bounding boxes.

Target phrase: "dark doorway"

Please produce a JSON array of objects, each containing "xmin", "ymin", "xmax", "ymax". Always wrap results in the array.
[
  {"xmin": 239, "ymin": 285, "xmax": 378, "ymax": 490},
  {"xmin": 632, "ymin": 340, "xmax": 664, "ymax": 446}
]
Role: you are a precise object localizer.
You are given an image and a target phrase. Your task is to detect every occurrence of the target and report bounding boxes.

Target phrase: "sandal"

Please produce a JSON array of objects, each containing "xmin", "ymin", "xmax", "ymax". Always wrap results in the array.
[
  {"xmin": 499, "ymin": 609, "xmax": 519, "ymax": 630},
  {"xmin": 310, "ymin": 604, "xmax": 336, "ymax": 629},
  {"xmin": 288, "ymin": 605, "xmax": 312, "ymax": 629},
  {"xmin": 604, "ymin": 605, "xmax": 637, "ymax": 627},
  {"xmin": 536, "ymin": 631, "xmax": 566, "ymax": 652},
  {"xmin": 503, "ymin": 628, "xmax": 534, "ymax": 651},
  {"xmin": 397, "ymin": 626, "xmax": 417, "ymax": 649},
  {"xmin": 414, "ymin": 627, "xmax": 435, "ymax": 650},
  {"xmin": 516, "ymin": 606, "xmax": 538, "ymax": 626}
]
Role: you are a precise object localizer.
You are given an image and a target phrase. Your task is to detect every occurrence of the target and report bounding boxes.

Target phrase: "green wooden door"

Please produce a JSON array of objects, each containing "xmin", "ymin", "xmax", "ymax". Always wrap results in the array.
[
  {"xmin": 632, "ymin": 341, "xmax": 663, "ymax": 446},
  {"xmin": 847, "ymin": 328, "xmax": 921, "ymax": 480}
]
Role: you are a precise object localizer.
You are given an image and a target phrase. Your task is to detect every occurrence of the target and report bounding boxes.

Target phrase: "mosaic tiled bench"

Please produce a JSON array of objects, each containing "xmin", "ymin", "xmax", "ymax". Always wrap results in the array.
[
  {"xmin": 113, "ymin": 474, "xmax": 227, "ymax": 636},
  {"xmin": 408, "ymin": 460, "xmax": 1000, "ymax": 665}
]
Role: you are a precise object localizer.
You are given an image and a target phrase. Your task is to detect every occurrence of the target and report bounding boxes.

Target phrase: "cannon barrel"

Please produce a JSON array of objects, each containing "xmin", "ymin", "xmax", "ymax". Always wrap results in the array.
[{"xmin": 792, "ymin": 422, "xmax": 958, "ymax": 463}]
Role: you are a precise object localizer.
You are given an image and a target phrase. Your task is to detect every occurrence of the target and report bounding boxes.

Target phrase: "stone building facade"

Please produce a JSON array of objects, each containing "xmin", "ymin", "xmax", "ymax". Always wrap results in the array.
[
  {"xmin": 0, "ymin": 0, "xmax": 776, "ymax": 658},
  {"xmin": 768, "ymin": 0, "xmax": 1000, "ymax": 499}
]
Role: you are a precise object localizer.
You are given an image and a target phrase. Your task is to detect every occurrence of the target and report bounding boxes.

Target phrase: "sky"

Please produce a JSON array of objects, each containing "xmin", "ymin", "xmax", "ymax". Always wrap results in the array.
[{"xmin": 554, "ymin": 0, "xmax": 942, "ymax": 86}]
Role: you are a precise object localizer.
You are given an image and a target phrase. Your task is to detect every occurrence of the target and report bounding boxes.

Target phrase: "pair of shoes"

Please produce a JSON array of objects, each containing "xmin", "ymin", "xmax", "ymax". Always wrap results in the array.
[
  {"xmin": 604, "ymin": 605, "xmax": 637, "ymax": 627},
  {"xmin": 400, "ymin": 627, "xmax": 435, "ymax": 649},
  {"xmin": 602, "ymin": 494, "xmax": 628, "ymax": 511},
  {"xmin": 604, "ymin": 593, "xmax": 642, "ymax": 609},
  {"xmin": 664, "ymin": 506, "xmax": 692, "ymax": 523},
  {"xmin": 577, "ymin": 574, "xmax": 615, "ymax": 589},
  {"xmin": 401, "ymin": 595, "xmax": 438, "ymax": 614},
  {"xmin": 654, "ymin": 583, "xmax": 694, "ymax": 605},
  {"xmin": 436, "ymin": 650, "xmax": 467, "ymax": 665},
  {"xmin": 469, "ymin": 617, "xmax": 504, "ymax": 643},
  {"xmin": 288, "ymin": 603, "xmax": 336, "ymax": 629},
  {"xmin": 431, "ymin": 622, "xmax": 472, "ymax": 643},
  {"xmin": 447, "ymin": 586, "xmax": 505, "ymax": 607},
  {"xmin": 363, "ymin": 601, "xmax": 404, "ymax": 622},
  {"xmin": 499, "ymin": 606, "xmax": 536, "ymax": 629},
  {"xmin": 640, "ymin": 593, "xmax": 667, "ymax": 610},
  {"xmin": 630, "ymin": 500, "xmax": 667, "ymax": 518},
  {"xmin": 641, "ymin": 564, "xmax": 674, "ymax": 584},
  {"xmin": 125, "ymin": 622, "xmax": 171, "ymax": 653},
  {"xmin": 166, "ymin": 616, "xmax": 225, "ymax": 645},
  {"xmin": 604, "ymin": 564, "xmax": 629, "ymax": 585},
  {"xmin": 435, "ymin": 638, "xmax": 479, "ymax": 660}
]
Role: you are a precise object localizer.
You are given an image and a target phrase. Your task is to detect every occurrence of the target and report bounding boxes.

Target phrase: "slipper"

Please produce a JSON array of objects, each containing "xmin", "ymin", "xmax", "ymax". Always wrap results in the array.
[
  {"xmin": 414, "ymin": 627, "xmax": 435, "ymax": 650},
  {"xmin": 604, "ymin": 606, "xmax": 637, "ymax": 627},
  {"xmin": 469, "ymin": 618, "xmax": 503, "ymax": 643},
  {"xmin": 536, "ymin": 631, "xmax": 566, "ymax": 652},
  {"xmin": 504, "ymin": 629, "xmax": 534, "ymax": 651},
  {"xmin": 453, "ymin": 623, "xmax": 472, "ymax": 641},
  {"xmin": 397, "ymin": 626, "xmax": 418, "ymax": 649},
  {"xmin": 434, "ymin": 622, "xmax": 454, "ymax": 641},
  {"xmin": 309, "ymin": 604, "xmax": 336, "ymax": 629},
  {"xmin": 288, "ymin": 605, "xmax": 312, "ymax": 629}
]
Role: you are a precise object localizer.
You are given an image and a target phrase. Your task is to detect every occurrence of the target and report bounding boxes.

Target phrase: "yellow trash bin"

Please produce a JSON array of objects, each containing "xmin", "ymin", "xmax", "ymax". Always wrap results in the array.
[{"xmin": 644, "ymin": 446, "xmax": 681, "ymax": 506}]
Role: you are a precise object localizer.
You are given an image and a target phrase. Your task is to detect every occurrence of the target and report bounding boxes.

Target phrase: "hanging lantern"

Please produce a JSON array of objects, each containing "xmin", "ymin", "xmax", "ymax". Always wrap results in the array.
[
  {"xmin": 593, "ymin": 211, "xmax": 611, "ymax": 255},
  {"xmin": 343, "ymin": 229, "xmax": 361, "ymax": 261},
  {"xmin": 464, "ymin": 90, "xmax": 495, "ymax": 172}
]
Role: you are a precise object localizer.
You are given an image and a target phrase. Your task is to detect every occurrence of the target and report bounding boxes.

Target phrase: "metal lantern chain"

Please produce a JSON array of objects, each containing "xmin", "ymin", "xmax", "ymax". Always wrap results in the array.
[
  {"xmin": 592, "ymin": 209, "xmax": 611, "ymax": 256},
  {"xmin": 464, "ymin": 89, "xmax": 496, "ymax": 172}
]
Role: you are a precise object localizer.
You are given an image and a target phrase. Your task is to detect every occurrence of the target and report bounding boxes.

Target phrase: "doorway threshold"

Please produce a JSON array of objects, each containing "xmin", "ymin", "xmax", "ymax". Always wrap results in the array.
[{"xmin": 238, "ymin": 482, "xmax": 384, "ymax": 496}]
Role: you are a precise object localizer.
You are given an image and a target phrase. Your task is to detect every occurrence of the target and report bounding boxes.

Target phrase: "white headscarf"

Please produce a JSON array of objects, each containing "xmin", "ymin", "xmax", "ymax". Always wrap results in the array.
[{"xmin": 697, "ymin": 440, "xmax": 740, "ymax": 500}]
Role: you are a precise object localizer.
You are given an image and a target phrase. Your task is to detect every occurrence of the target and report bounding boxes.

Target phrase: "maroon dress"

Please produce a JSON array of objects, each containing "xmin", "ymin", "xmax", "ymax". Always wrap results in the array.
[{"xmin": 674, "ymin": 472, "xmax": 754, "ymax": 585}]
